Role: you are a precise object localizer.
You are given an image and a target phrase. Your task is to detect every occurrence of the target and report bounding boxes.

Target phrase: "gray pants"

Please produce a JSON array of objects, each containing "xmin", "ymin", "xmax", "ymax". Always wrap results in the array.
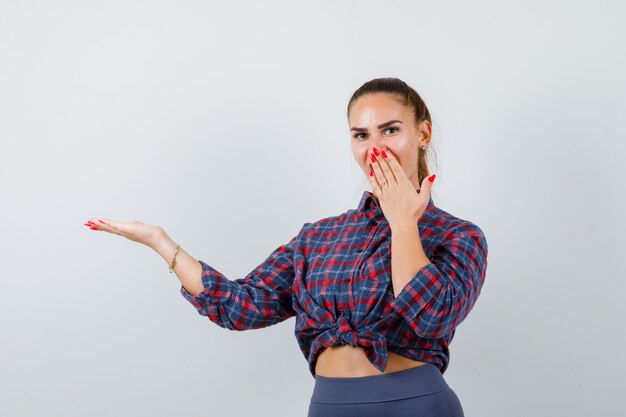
[{"xmin": 307, "ymin": 363, "xmax": 465, "ymax": 417}]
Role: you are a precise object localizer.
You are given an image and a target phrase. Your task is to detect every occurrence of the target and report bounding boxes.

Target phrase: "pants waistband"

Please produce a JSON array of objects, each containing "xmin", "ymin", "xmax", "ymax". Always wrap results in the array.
[{"xmin": 310, "ymin": 363, "xmax": 450, "ymax": 404}]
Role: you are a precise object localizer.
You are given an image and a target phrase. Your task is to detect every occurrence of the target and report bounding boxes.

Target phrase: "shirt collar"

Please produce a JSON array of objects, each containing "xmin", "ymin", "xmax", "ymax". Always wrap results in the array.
[{"xmin": 357, "ymin": 188, "xmax": 435, "ymax": 213}]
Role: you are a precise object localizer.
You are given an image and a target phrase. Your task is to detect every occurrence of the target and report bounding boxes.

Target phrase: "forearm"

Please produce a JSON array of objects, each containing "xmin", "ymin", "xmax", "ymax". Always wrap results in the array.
[
  {"xmin": 390, "ymin": 222, "xmax": 431, "ymax": 298},
  {"xmin": 151, "ymin": 232, "xmax": 204, "ymax": 296}
]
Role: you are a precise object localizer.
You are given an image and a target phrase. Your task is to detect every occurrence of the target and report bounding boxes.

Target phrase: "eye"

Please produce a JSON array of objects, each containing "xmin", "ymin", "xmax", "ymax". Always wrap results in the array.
[{"xmin": 353, "ymin": 127, "xmax": 399, "ymax": 140}]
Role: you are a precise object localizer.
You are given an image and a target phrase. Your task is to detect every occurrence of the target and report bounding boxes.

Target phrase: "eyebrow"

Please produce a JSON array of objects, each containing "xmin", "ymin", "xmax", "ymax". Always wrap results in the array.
[{"xmin": 350, "ymin": 120, "xmax": 403, "ymax": 132}]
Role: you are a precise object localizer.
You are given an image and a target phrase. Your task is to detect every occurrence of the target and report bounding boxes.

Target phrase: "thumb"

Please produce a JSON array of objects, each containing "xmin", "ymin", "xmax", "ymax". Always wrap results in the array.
[{"xmin": 420, "ymin": 173, "xmax": 436, "ymax": 201}]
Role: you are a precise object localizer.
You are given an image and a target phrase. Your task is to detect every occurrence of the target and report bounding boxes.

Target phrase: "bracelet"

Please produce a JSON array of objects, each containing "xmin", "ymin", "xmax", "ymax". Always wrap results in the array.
[{"xmin": 168, "ymin": 243, "xmax": 181, "ymax": 273}]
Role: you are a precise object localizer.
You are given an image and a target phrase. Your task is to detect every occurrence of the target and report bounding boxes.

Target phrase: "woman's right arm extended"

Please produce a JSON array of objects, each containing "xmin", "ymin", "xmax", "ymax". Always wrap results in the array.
[{"xmin": 85, "ymin": 216, "xmax": 304, "ymax": 330}]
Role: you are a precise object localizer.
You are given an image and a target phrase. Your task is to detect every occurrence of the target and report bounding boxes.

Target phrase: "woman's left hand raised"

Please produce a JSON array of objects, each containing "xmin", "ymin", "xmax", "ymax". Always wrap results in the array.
[{"xmin": 368, "ymin": 147, "xmax": 436, "ymax": 230}]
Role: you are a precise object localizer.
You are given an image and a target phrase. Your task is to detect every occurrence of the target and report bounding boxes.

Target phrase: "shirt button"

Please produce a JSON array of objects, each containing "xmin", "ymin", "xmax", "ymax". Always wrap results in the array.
[
  {"xmin": 369, "ymin": 219, "xmax": 378, "ymax": 226},
  {"xmin": 356, "ymin": 247, "xmax": 363, "ymax": 253},
  {"xmin": 344, "ymin": 278, "xmax": 350, "ymax": 283}
]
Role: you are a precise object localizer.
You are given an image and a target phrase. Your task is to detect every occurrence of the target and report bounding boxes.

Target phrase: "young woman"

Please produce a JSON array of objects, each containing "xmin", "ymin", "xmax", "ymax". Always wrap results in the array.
[{"xmin": 84, "ymin": 77, "xmax": 488, "ymax": 417}]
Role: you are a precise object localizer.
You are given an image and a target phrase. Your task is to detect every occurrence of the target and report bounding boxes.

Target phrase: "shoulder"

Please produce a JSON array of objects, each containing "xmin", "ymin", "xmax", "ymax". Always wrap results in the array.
[
  {"xmin": 300, "ymin": 207, "xmax": 359, "ymax": 233},
  {"xmin": 426, "ymin": 204, "xmax": 488, "ymax": 250},
  {"xmin": 294, "ymin": 208, "xmax": 362, "ymax": 252}
]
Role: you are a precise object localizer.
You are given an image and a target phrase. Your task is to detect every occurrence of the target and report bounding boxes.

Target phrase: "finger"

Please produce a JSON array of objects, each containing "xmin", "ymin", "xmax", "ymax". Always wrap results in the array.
[
  {"xmin": 85, "ymin": 218, "xmax": 106, "ymax": 230},
  {"xmin": 420, "ymin": 173, "xmax": 437, "ymax": 201},
  {"xmin": 84, "ymin": 223, "xmax": 99, "ymax": 230},
  {"xmin": 87, "ymin": 218, "xmax": 123, "ymax": 236},
  {"xmin": 368, "ymin": 159, "xmax": 383, "ymax": 198},
  {"xmin": 379, "ymin": 148, "xmax": 409, "ymax": 186},
  {"xmin": 373, "ymin": 147, "xmax": 398, "ymax": 185},
  {"xmin": 369, "ymin": 151, "xmax": 389, "ymax": 188}
]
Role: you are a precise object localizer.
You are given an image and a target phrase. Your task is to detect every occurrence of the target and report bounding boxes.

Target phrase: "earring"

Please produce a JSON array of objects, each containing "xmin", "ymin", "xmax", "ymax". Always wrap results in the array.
[{"xmin": 421, "ymin": 146, "xmax": 427, "ymax": 150}]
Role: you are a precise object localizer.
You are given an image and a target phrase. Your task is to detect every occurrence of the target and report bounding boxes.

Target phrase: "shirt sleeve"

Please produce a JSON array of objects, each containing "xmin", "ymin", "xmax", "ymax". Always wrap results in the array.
[
  {"xmin": 389, "ymin": 224, "xmax": 488, "ymax": 340},
  {"xmin": 179, "ymin": 229, "xmax": 302, "ymax": 331}
]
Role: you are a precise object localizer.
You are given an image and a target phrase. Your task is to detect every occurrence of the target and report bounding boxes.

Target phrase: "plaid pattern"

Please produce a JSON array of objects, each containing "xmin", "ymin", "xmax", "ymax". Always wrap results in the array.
[{"xmin": 181, "ymin": 189, "xmax": 489, "ymax": 378}]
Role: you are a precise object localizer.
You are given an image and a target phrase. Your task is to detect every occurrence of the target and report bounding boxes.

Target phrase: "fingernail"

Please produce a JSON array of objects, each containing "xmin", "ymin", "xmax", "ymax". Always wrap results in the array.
[
  {"xmin": 369, "ymin": 167, "xmax": 373, "ymax": 176},
  {"xmin": 90, "ymin": 227, "xmax": 98, "ymax": 230},
  {"xmin": 98, "ymin": 219, "xmax": 105, "ymax": 224},
  {"xmin": 373, "ymin": 147, "xmax": 380, "ymax": 156},
  {"xmin": 381, "ymin": 150, "xmax": 387, "ymax": 158},
  {"xmin": 428, "ymin": 174, "xmax": 436, "ymax": 182},
  {"xmin": 370, "ymin": 154, "xmax": 376, "ymax": 163}
]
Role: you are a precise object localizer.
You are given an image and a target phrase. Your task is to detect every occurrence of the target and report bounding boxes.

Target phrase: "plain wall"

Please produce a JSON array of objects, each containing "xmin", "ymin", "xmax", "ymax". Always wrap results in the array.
[{"xmin": 1, "ymin": 0, "xmax": 624, "ymax": 416}]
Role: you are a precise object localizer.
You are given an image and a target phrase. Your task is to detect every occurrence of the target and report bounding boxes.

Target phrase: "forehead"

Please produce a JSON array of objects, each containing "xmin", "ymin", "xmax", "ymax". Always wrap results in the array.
[{"xmin": 349, "ymin": 93, "xmax": 411, "ymax": 124}]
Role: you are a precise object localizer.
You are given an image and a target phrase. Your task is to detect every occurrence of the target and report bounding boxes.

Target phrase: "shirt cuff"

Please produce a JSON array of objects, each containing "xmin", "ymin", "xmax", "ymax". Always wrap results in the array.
[{"xmin": 179, "ymin": 259, "xmax": 219, "ymax": 308}]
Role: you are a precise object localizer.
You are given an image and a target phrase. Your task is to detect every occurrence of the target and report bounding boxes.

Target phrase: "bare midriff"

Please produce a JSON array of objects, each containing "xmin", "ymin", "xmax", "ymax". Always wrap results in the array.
[{"xmin": 314, "ymin": 345, "xmax": 429, "ymax": 378}]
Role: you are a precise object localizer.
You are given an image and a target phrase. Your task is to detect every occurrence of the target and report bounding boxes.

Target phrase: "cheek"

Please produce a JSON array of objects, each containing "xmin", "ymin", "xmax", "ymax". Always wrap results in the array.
[{"xmin": 353, "ymin": 147, "xmax": 368, "ymax": 166}]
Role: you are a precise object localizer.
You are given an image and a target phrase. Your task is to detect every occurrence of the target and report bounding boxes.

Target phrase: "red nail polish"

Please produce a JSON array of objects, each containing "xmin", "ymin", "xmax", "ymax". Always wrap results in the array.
[
  {"xmin": 370, "ymin": 154, "xmax": 376, "ymax": 163},
  {"xmin": 98, "ymin": 219, "xmax": 105, "ymax": 224},
  {"xmin": 381, "ymin": 150, "xmax": 387, "ymax": 158},
  {"xmin": 428, "ymin": 174, "xmax": 436, "ymax": 182},
  {"xmin": 369, "ymin": 167, "xmax": 373, "ymax": 176},
  {"xmin": 373, "ymin": 147, "xmax": 380, "ymax": 156},
  {"xmin": 90, "ymin": 227, "xmax": 98, "ymax": 230}
]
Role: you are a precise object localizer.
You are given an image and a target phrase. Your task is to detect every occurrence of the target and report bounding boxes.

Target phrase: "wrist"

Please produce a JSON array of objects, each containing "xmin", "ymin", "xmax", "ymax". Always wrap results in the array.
[
  {"xmin": 390, "ymin": 221, "xmax": 419, "ymax": 236},
  {"xmin": 151, "ymin": 230, "xmax": 175, "ymax": 257}
]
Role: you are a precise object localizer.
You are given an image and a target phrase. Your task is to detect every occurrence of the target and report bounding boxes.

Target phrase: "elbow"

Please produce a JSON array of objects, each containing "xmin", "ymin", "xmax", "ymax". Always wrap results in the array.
[
  {"xmin": 393, "ymin": 276, "xmax": 483, "ymax": 340},
  {"xmin": 409, "ymin": 297, "xmax": 478, "ymax": 339}
]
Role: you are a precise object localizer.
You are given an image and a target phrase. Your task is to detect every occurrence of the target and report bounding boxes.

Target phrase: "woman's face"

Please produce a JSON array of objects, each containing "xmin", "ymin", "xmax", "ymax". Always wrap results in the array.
[{"xmin": 349, "ymin": 93, "xmax": 431, "ymax": 191}]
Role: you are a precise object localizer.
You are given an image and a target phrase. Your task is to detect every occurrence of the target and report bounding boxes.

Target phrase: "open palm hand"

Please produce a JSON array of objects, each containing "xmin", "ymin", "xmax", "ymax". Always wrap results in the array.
[{"xmin": 84, "ymin": 217, "xmax": 165, "ymax": 249}]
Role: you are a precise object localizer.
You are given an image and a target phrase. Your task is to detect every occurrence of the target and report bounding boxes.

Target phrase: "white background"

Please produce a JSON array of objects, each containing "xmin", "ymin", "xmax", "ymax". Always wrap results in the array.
[{"xmin": 1, "ymin": 0, "xmax": 624, "ymax": 416}]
